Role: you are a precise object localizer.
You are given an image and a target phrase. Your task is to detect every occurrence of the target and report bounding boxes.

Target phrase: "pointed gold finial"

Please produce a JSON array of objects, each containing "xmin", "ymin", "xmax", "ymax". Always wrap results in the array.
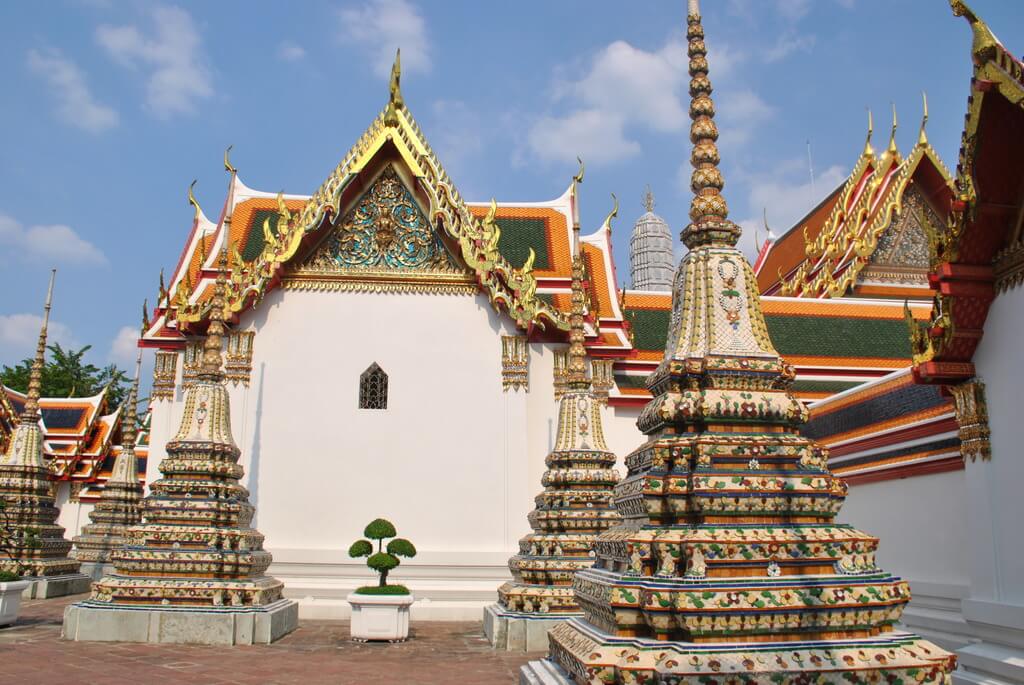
[
  {"xmin": 681, "ymin": 0, "xmax": 740, "ymax": 249},
  {"xmin": 863, "ymin": 109, "xmax": 875, "ymax": 157},
  {"xmin": 887, "ymin": 102, "xmax": 898, "ymax": 155},
  {"xmin": 642, "ymin": 185, "xmax": 655, "ymax": 213},
  {"xmin": 199, "ymin": 249, "xmax": 229, "ymax": 380},
  {"xmin": 918, "ymin": 91, "xmax": 930, "ymax": 146},
  {"xmin": 188, "ymin": 179, "xmax": 202, "ymax": 220},
  {"xmin": 141, "ymin": 299, "xmax": 149, "ymax": 334},
  {"xmin": 25, "ymin": 269, "xmax": 56, "ymax": 416},
  {"xmin": 602, "ymin": 193, "xmax": 619, "ymax": 233},
  {"xmin": 571, "ymin": 157, "xmax": 585, "ymax": 252},
  {"xmin": 224, "ymin": 145, "xmax": 237, "ymax": 174},
  {"xmin": 384, "ymin": 49, "xmax": 404, "ymax": 125}
]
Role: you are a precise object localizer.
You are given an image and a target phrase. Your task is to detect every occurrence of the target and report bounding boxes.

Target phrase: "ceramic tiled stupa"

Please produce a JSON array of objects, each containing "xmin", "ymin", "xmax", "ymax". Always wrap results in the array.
[
  {"xmin": 521, "ymin": 3, "xmax": 957, "ymax": 683},
  {"xmin": 71, "ymin": 347, "xmax": 144, "ymax": 580},
  {"xmin": 0, "ymin": 271, "xmax": 91, "ymax": 598},
  {"xmin": 63, "ymin": 253, "xmax": 297, "ymax": 645},
  {"xmin": 486, "ymin": 171, "xmax": 620, "ymax": 651}
]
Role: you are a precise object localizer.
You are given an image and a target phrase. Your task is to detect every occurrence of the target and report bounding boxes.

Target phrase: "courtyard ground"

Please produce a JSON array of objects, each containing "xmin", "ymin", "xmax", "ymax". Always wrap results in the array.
[{"xmin": 0, "ymin": 595, "xmax": 543, "ymax": 684}]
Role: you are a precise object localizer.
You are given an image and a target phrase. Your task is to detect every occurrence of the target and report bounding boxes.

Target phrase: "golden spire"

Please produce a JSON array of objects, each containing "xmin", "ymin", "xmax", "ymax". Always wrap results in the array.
[
  {"xmin": 642, "ymin": 185, "xmax": 655, "ymax": 213},
  {"xmin": 887, "ymin": 103, "xmax": 898, "ymax": 156},
  {"xmin": 224, "ymin": 145, "xmax": 237, "ymax": 175},
  {"xmin": 121, "ymin": 347, "xmax": 143, "ymax": 450},
  {"xmin": 24, "ymin": 269, "xmax": 56, "ymax": 417},
  {"xmin": 681, "ymin": 0, "xmax": 740, "ymax": 249},
  {"xmin": 141, "ymin": 299, "xmax": 149, "ymax": 334},
  {"xmin": 198, "ymin": 249, "xmax": 229, "ymax": 380},
  {"xmin": 918, "ymin": 91, "xmax": 930, "ymax": 146},
  {"xmin": 863, "ymin": 109, "xmax": 875, "ymax": 158},
  {"xmin": 384, "ymin": 49, "xmax": 404, "ymax": 126},
  {"xmin": 566, "ymin": 163, "xmax": 589, "ymax": 390}
]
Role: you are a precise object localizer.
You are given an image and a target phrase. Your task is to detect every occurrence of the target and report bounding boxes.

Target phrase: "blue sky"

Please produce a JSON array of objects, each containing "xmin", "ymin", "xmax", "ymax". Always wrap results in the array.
[{"xmin": 1, "ymin": 0, "xmax": 1022, "ymax": 381}]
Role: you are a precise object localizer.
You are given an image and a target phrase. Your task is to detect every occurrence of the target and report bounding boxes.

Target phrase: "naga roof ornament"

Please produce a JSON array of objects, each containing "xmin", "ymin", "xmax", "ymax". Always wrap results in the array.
[{"xmin": 532, "ymin": 2, "xmax": 957, "ymax": 681}]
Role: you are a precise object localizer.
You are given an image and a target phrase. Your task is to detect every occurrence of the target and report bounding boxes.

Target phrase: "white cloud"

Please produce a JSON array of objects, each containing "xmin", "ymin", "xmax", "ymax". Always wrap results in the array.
[
  {"xmin": 338, "ymin": 0, "xmax": 430, "ymax": 78},
  {"xmin": 716, "ymin": 89, "xmax": 775, "ymax": 147},
  {"xmin": 108, "ymin": 325, "xmax": 140, "ymax": 368},
  {"xmin": 735, "ymin": 162, "xmax": 847, "ymax": 262},
  {"xmin": 277, "ymin": 41, "xmax": 306, "ymax": 62},
  {"xmin": 528, "ymin": 110, "xmax": 641, "ymax": 166},
  {"xmin": 764, "ymin": 31, "xmax": 816, "ymax": 62},
  {"xmin": 0, "ymin": 214, "xmax": 107, "ymax": 266},
  {"xmin": 96, "ymin": 5, "xmax": 212, "ymax": 117},
  {"xmin": 0, "ymin": 313, "xmax": 78, "ymax": 365},
  {"xmin": 26, "ymin": 48, "xmax": 118, "ymax": 133}
]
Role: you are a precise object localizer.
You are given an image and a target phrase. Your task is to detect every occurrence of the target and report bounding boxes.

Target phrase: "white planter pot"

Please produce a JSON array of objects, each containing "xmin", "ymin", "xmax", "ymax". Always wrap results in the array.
[
  {"xmin": 0, "ymin": 580, "xmax": 31, "ymax": 627},
  {"xmin": 346, "ymin": 592, "xmax": 414, "ymax": 642}
]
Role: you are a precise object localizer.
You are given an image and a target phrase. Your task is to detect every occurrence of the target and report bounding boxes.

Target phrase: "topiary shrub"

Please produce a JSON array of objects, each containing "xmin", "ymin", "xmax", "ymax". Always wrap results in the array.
[{"xmin": 348, "ymin": 518, "xmax": 416, "ymax": 594}]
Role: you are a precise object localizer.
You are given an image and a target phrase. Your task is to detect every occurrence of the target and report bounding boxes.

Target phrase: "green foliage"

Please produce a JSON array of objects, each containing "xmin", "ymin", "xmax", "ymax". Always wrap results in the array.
[
  {"xmin": 348, "ymin": 539, "xmax": 373, "ymax": 558},
  {"xmin": 0, "ymin": 343, "xmax": 130, "ymax": 407},
  {"xmin": 0, "ymin": 571, "xmax": 20, "ymax": 582},
  {"xmin": 364, "ymin": 518, "xmax": 397, "ymax": 540},
  {"xmin": 349, "ymin": 518, "xmax": 417, "ymax": 588},
  {"xmin": 354, "ymin": 584, "xmax": 410, "ymax": 595},
  {"xmin": 386, "ymin": 538, "xmax": 416, "ymax": 558}
]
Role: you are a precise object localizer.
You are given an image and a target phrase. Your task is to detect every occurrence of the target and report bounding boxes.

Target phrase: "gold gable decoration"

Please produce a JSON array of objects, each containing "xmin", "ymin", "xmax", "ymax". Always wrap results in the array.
[{"xmin": 151, "ymin": 351, "xmax": 177, "ymax": 402}]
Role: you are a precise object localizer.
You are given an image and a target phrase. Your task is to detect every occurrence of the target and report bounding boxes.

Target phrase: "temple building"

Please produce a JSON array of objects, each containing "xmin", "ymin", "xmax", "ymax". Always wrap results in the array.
[
  {"xmin": 526, "ymin": 2, "xmax": 954, "ymax": 681},
  {"xmin": 629, "ymin": 188, "xmax": 675, "ymax": 290},
  {"xmin": 485, "ymin": 170, "xmax": 620, "ymax": 651}
]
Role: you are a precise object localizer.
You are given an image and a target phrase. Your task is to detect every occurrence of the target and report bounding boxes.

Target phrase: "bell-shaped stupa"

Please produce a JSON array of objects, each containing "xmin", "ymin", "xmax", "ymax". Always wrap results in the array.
[
  {"xmin": 64, "ymin": 251, "xmax": 298, "ymax": 645},
  {"xmin": 0, "ymin": 271, "xmax": 91, "ymax": 598},
  {"xmin": 486, "ymin": 169, "xmax": 620, "ymax": 651},
  {"xmin": 630, "ymin": 187, "xmax": 675, "ymax": 291},
  {"xmin": 72, "ymin": 345, "xmax": 145, "ymax": 580},
  {"xmin": 523, "ymin": 3, "xmax": 957, "ymax": 682}
]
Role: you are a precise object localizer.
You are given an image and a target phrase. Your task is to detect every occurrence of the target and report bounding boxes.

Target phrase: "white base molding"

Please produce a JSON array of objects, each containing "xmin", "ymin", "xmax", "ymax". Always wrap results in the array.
[
  {"xmin": 520, "ymin": 658, "xmax": 574, "ymax": 685},
  {"xmin": 61, "ymin": 599, "xmax": 299, "ymax": 646},
  {"xmin": 21, "ymin": 573, "xmax": 92, "ymax": 599},
  {"xmin": 77, "ymin": 562, "xmax": 114, "ymax": 582},
  {"xmin": 347, "ymin": 592, "xmax": 414, "ymax": 642},
  {"xmin": 484, "ymin": 603, "xmax": 573, "ymax": 652}
]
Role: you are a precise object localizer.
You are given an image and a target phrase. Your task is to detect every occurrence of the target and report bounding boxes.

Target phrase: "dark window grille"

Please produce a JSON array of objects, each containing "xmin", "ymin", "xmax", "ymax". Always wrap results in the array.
[{"xmin": 359, "ymin": 363, "xmax": 388, "ymax": 409}]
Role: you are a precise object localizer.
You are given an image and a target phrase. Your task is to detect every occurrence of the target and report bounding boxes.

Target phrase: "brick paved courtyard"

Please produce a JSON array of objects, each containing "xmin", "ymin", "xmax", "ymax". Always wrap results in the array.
[{"xmin": 0, "ymin": 595, "xmax": 542, "ymax": 685}]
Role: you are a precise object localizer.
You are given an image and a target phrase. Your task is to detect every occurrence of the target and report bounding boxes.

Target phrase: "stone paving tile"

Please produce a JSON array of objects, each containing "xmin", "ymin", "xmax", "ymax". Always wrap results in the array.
[{"xmin": 0, "ymin": 595, "xmax": 543, "ymax": 685}]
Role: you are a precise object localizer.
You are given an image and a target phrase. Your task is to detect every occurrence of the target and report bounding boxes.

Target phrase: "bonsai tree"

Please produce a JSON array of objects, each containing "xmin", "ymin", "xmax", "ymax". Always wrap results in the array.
[
  {"xmin": 0, "ymin": 499, "xmax": 40, "ymax": 582},
  {"xmin": 348, "ymin": 518, "xmax": 416, "ymax": 595}
]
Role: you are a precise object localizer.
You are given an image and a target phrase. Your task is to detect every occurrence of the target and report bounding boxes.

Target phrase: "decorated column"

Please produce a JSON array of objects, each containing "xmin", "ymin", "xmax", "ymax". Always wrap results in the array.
[
  {"xmin": 71, "ymin": 346, "xmax": 144, "ymax": 580},
  {"xmin": 486, "ymin": 167, "xmax": 620, "ymax": 651},
  {"xmin": 63, "ymin": 252, "xmax": 298, "ymax": 645},
  {"xmin": 0, "ymin": 271, "xmax": 91, "ymax": 598},
  {"xmin": 522, "ymin": 2, "xmax": 957, "ymax": 682}
]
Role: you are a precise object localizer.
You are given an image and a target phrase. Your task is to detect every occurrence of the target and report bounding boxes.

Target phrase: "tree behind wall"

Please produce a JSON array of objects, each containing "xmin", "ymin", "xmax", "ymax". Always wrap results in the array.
[{"xmin": 0, "ymin": 343, "xmax": 129, "ymax": 407}]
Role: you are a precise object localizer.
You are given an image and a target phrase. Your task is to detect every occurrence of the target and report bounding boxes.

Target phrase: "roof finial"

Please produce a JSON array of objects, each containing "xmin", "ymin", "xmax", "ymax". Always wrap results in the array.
[
  {"xmin": 918, "ymin": 91, "xmax": 930, "ymax": 146},
  {"xmin": 198, "ymin": 249, "xmax": 229, "ymax": 380},
  {"xmin": 566, "ymin": 164, "xmax": 589, "ymax": 390},
  {"xmin": 141, "ymin": 299, "xmax": 149, "ymax": 334},
  {"xmin": 571, "ymin": 157, "xmax": 585, "ymax": 250},
  {"xmin": 384, "ymin": 49, "xmax": 404, "ymax": 125},
  {"xmin": 188, "ymin": 179, "xmax": 202, "ymax": 220},
  {"xmin": 224, "ymin": 145, "xmax": 237, "ymax": 175},
  {"xmin": 887, "ymin": 102, "xmax": 898, "ymax": 155},
  {"xmin": 681, "ymin": 0, "xmax": 740, "ymax": 249},
  {"xmin": 25, "ymin": 269, "xmax": 56, "ymax": 416},
  {"xmin": 642, "ymin": 185, "xmax": 655, "ymax": 213},
  {"xmin": 602, "ymin": 193, "xmax": 619, "ymax": 233},
  {"xmin": 121, "ymin": 344, "xmax": 143, "ymax": 449},
  {"xmin": 863, "ymin": 109, "xmax": 875, "ymax": 157}
]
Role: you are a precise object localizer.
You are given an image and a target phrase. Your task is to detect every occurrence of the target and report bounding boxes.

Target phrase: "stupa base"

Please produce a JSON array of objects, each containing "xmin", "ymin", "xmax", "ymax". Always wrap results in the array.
[
  {"xmin": 22, "ymin": 573, "xmax": 92, "ymax": 599},
  {"xmin": 520, "ymin": 658, "xmax": 574, "ymax": 685},
  {"xmin": 61, "ymin": 598, "xmax": 298, "ymax": 646},
  {"xmin": 484, "ymin": 603, "xmax": 576, "ymax": 652},
  {"xmin": 77, "ymin": 562, "xmax": 114, "ymax": 582},
  {"xmin": 545, "ymin": 618, "xmax": 957, "ymax": 684}
]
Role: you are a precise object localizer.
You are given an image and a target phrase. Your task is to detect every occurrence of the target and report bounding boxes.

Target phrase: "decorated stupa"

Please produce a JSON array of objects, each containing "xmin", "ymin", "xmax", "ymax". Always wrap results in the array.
[
  {"xmin": 0, "ymin": 271, "xmax": 91, "ymax": 598},
  {"xmin": 71, "ymin": 345, "xmax": 144, "ymax": 580},
  {"xmin": 486, "ymin": 170, "xmax": 621, "ymax": 651},
  {"xmin": 63, "ymin": 252, "xmax": 297, "ymax": 645},
  {"xmin": 630, "ymin": 187, "xmax": 675, "ymax": 291},
  {"xmin": 523, "ymin": 2, "xmax": 958, "ymax": 682}
]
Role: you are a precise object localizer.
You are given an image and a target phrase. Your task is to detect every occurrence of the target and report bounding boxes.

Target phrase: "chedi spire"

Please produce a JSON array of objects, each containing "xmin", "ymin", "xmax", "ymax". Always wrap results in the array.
[
  {"xmin": 525, "ymin": 3, "xmax": 957, "ymax": 682},
  {"xmin": 486, "ymin": 166, "xmax": 619, "ymax": 650},
  {"xmin": 65, "ymin": 250, "xmax": 298, "ymax": 644}
]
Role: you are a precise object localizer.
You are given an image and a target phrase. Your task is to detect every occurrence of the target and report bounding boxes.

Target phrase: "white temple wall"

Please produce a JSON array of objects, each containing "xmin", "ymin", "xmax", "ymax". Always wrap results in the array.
[
  {"xmin": 602, "ymin": 404, "xmax": 643, "ymax": 467},
  {"xmin": 54, "ymin": 483, "xmax": 93, "ymax": 542}
]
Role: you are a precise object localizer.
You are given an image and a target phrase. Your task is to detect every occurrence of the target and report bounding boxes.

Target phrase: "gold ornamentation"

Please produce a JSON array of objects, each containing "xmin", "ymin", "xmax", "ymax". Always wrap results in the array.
[
  {"xmin": 181, "ymin": 340, "xmax": 203, "ymax": 389},
  {"xmin": 590, "ymin": 359, "xmax": 614, "ymax": 404},
  {"xmin": 501, "ymin": 335, "xmax": 529, "ymax": 392},
  {"xmin": 151, "ymin": 351, "xmax": 178, "ymax": 402},
  {"xmin": 950, "ymin": 379, "xmax": 991, "ymax": 462},
  {"xmin": 224, "ymin": 330, "xmax": 255, "ymax": 387},
  {"xmin": 553, "ymin": 350, "xmax": 569, "ymax": 400}
]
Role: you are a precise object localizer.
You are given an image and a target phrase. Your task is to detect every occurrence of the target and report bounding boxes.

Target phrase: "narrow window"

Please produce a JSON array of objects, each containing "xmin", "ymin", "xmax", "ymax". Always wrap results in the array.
[{"xmin": 359, "ymin": 363, "xmax": 388, "ymax": 409}]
